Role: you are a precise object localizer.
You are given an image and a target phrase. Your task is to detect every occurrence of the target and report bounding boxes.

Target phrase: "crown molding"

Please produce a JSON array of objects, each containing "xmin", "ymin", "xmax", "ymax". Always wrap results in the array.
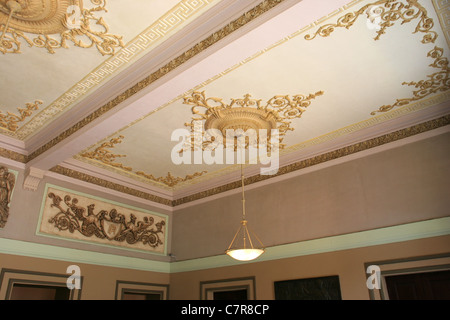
[
  {"xmin": 47, "ymin": 165, "xmax": 174, "ymax": 210},
  {"xmin": 0, "ymin": 133, "xmax": 27, "ymax": 156},
  {"xmin": 59, "ymin": 158, "xmax": 175, "ymax": 200}
]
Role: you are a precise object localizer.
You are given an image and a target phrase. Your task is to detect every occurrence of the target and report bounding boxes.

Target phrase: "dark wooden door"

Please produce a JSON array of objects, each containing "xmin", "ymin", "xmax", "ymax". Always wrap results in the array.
[
  {"xmin": 10, "ymin": 284, "xmax": 70, "ymax": 300},
  {"xmin": 385, "ymin": 270, "xmax": 450, "ymax": 300},
  {"xmin": 213, "ymin": 289, "xmax": 248, "ymax": 300}
]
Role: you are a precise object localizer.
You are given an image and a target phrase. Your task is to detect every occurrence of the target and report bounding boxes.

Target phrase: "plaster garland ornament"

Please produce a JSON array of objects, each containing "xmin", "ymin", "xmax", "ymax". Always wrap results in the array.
[
  {"xmin": 80, "ymin": 135, "xmax": 132, "ymax": 172},
  {"xmin": 80, "ymin": 135, "xmax": 208, "ymax": 187},
  {"xmin": 371, "ymin": 46, "xmax": 449, "ymax": 115},
  {"xmin": 0, "ymin": 0, "xmax": 124, "ymax": 55},
  {"xmin": 305, "ymin": 0, "xmax": 449, "ymax": 115},
  {"xmin": 135, "ymin": 170, "xmax": 208, "ymax": 188},
  {"xmin": 0, "ymin": 166, "xmax": 15, "ymax": 228},
  {"xmin": 0, "ymin": 100, "xmax": 42, "ymax": 132},
  {"xmin": 305, "ymin": 0, "xmax": 437, "ymax": 44}
]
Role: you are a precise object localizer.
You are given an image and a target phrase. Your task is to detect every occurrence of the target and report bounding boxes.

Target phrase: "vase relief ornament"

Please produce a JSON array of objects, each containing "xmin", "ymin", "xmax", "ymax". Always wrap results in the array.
[{"xmin": 40, "ymin": 186, "xmax": 167, "ymax": 253}]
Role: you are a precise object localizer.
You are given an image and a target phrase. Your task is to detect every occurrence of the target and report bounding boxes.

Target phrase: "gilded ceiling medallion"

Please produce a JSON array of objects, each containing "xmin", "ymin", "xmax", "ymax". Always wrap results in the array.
[
  {"xmin": 0, "ymin": 0, "xmax": 78, "ymax": 34},
  {"xmin": 0, "ymin": 0, "xmax": 124, "ymax": 54},
  {"xmin": 182, "ymin": 91, "xmax": 324, "ymax": 151},
  {"xmin": 205, "ymin": 107, "xmax": 278, "ymax": 136}
]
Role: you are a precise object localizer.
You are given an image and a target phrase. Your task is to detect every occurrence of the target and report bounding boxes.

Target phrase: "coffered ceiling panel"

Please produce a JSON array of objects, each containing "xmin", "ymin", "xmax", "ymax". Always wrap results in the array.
[{"xmin": 72, "ymin": 0, "xmax": 450, "ymax": 193}]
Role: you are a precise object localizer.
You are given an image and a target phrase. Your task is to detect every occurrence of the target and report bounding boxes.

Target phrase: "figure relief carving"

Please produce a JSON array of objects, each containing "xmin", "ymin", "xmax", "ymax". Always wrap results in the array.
[{"xmin": 0, "ymin": 166, "xmax": 15, "ymax": 228}]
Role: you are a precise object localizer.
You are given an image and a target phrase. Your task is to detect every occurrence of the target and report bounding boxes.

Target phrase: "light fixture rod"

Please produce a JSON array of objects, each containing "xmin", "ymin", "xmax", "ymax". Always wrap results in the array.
[
  {"xmin": 241, "ymin": 163, "xmax": 246, "ymax": 220},
  {"xmin": 226, "ymin": 222, "xmax": 242, "ymax": 251},
  {"xmin": 226, "ymin": 143, "xmax": 265, "ymax": 261},
  {"xmin": 244, "ymin": 222, "xmax": 254, "ymax": 249}
]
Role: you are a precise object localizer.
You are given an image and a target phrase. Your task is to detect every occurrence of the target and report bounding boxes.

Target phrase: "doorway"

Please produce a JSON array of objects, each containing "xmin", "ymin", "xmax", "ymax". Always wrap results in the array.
[
  {"xmin": 385, "ymin": 270, "xmax": 450, "ymax": 300},
  {"xmin": 10, "ymin": 283, "xmax": 71, "ymax": 300}
]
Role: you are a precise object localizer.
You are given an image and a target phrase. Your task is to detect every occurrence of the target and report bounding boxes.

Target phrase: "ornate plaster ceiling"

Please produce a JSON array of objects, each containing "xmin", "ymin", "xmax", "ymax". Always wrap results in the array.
[
  {"xmin": 0, "ymin": 0, "xmax": 449, "ymax": 207},
  {"xmin": 0, "ymin": 0, "xmax": 222, "ymax": 139}
]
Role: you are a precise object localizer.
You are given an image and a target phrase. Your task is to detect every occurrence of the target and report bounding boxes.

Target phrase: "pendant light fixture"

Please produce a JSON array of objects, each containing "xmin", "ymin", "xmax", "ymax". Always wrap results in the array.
[{"xmin": 226, "ymin": 163, "xmax": 264, "ymax": 261}]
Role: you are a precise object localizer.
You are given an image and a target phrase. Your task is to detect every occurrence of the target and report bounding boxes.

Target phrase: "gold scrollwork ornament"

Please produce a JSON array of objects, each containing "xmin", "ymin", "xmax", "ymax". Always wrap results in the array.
[
  {"xmin": 305, "ymin": 0, "xmax": 437, "ymax": 44},
  {"xmin": 371, "ymin": 46, "xmax": 449, "ymax": 114},
  {"xmin": 81, "ymin": 135, "xmax": 208, "ymax": 187},
  {"xmin": 0, "ymin": 100, "xmax": 42, "ymax": 132}
]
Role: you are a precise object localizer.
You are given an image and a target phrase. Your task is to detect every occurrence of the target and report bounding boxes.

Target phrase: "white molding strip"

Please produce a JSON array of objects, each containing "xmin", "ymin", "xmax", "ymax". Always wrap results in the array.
[{"xmin": 1, "ymin": 217, "xmax": 449, "ymax": 274}]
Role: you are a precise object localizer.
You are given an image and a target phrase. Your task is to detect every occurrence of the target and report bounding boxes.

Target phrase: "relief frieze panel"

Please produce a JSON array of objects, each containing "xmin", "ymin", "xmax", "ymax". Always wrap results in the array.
[{"xmin": 38, "ymin": 184, "xmax": 168, "ymax": 254}]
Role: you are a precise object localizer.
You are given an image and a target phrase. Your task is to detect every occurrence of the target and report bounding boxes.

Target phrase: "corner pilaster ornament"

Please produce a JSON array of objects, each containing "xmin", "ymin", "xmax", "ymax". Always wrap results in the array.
[
  {"xmin": 0, "ymin": 165, "xmax": 16, "ymax": 228},
  {"xmin": 23, "ymin": 167, "xmax": 45, "ymax": 191}
]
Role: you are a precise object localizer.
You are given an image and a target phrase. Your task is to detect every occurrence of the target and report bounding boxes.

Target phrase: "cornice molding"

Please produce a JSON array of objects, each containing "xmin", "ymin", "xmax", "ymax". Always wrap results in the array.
[
  {"xmin": 0, "ymin": 147, "xmax": 26, "ymax": 164},
  {"xmin": 49, "ymin": 165, "xmax": 173, "ymax": 208}
]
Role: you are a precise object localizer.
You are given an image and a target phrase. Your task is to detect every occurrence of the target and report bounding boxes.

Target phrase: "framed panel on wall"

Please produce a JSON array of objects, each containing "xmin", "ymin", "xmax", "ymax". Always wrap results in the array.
[
  {"xmin": 0, "ymin": 268, "xmax": 82, "ymax": 300},
  {"xmin": 115, "ymin": 280, "xmax": 169, "ymax": 300},
  {"xmin": 36, "ymin": 184, "xmax": 169, "ymax": 256},
  {"xmin": 200, "ymin": 277, "xmax": 256, "ymax": 300},
  {"xmin": 274, "ymin": 275, "xmax": 342, "ymax": 300}
]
